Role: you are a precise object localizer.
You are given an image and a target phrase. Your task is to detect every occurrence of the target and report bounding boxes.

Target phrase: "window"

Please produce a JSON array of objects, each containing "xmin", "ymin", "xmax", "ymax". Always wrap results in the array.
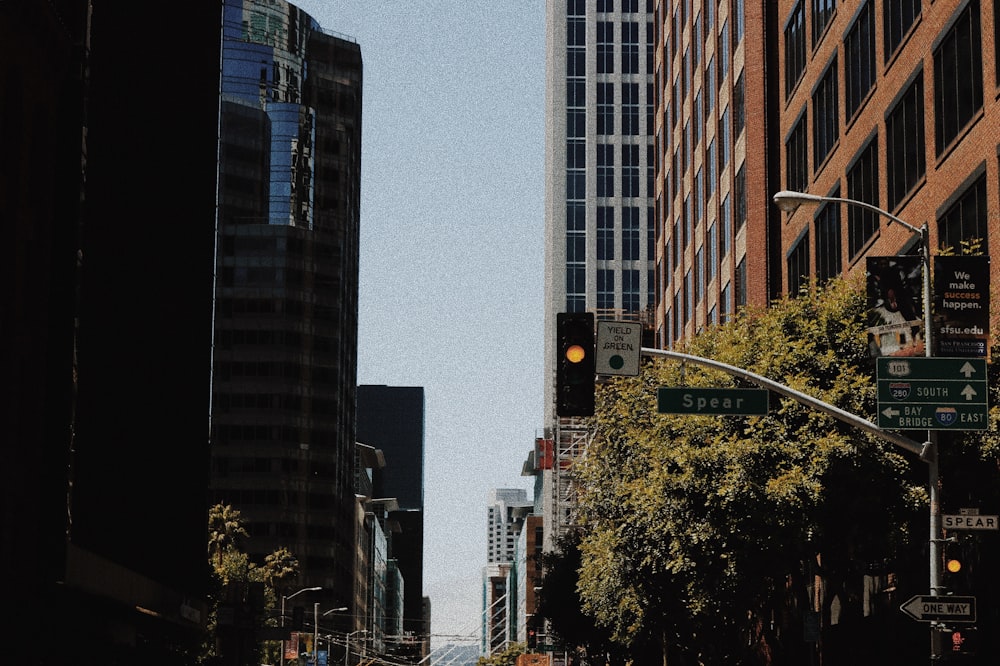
[
  {"xmin": 566, "ymin": 138, "xmax": 585, "ymax": 199},
  {"xmin": 623, "ymin": 144, "xmax": 640, "ymax": 197},
  {"xmin": 597, "ymin": 144, "xmax": 615, "ymax": 197},
  {"xmin": 815, "ymin": 196, "xmax": 841, "ymax": 283},
  {"xmin": 706, "ymin": 56, "xmax": 716, "ymax": 112},
  {"xmin": 708, "ymin": 221, "xmax": 718, "ymax": 282},
  {"xmin": 695, "ymin": 168, "xmax": 704, "ymax": 223},
  {"xmin": 684, "ymin": 269, "xmax": 693, "ymax": 322},
  {"xmin": 566, "ymin": 202, "xmax": 585, "ymax": 311},
  {"xmin": 674, "ymin": 290, "xmax": 683, "ymax": 339},
  {"xmin": 736, "ymin": 256, "xmax": 747, "ymax": 307},
  {"xmin": 734, "ymin": 164, "xmax": 746, "ymax": 232},
  {"xmin": 597, "ymin": 269, "xmax": 615, "ymax": 310},
  {"xmin": 884, "ymin": 0, "xmax": 920, "ymax": 61},
  {"xmin": 720, "ymin": 106, "xmax": 731, "ymax": 171},
  {"xmin": 693, "ymin": 15, "xmax": 702, "ymax": 66},
  {"xmin": 786, "ymin": 114, "xmax": 808, "ymax": 193},
  {"xmin": 733, "ymin": 0, "xmax": 745, "ymax": 47},
  {"xmin": 647, "ymin": 145, "xmax": 655, "ymax": 197},
  {"xmin": 733, "ymin": 71, "xmax": 745, "ymax": 138},
  {"xmin": 696, "ymin": 246, "xmax": 705, "ymax": 303},
  {"xmin": 623, "ymin": 270, "xmax": 640, "ymax": 312},
  {"xmin": 938, "ymin": 173, "xmax": 988, "ymax": 254},
  {"xmin": 933, "ymin": 1, "xmax": 983, "ymax": 156},
  {"xmin": 623, "ymin": 83, "xmax": 640, "ymax": 135},
  {"xmin": 812, "ymin": 0, "xmax": 836, "ymax": 44},
  {"xmin": 721, "ymin": 194, "xmax": 732, "ymax": 258},
  {"xmin": 684, "ymin": 195, "xmax": 693, "ymax": 249},
  {"xmin": 598, "ymin": 83, "xmax": 615, "ymax": 135},
  {"xmin": 844, "ymin": 1, "xmax": 876, "ymax": 119},
  {"xmin": 707, "ymin": 139, "xmax": 717, "ymax": 198},
  {"xmin": 813, "ymin": 56, "xmax": 839, "ymax": 167},
  {"xmin": 719, "ymin": 20, "xmax": 730, "ymax": 80},
  {"xmin": 647, "ymin": 22, "xmax": 655, "ymax": 75},
  {"xmin": 785, "ymin": 3, "xmax": 806, "ymax": 98},
  {"xmin": 886, "ymin": 72, "xmax": 925, "ymax": 210},
  {"xmin": 623, "ymin": 207, "xmax": 640, "ymax": 260},
  {"xmin": 597, "ymin": 207, "xmax": 615, "ymax": 260},
  {"xmin": 597, "ymin": 0, "xmax": 613, "ymax": 11},
  {"xmin": 623, "ymin": 22, "xmax": 640, "ymax": 74},
  {"xmin": 598, "ymin": 22, "xmax": 615, "ymax": 74},
  {"xmin": 694, "ymin": 91, "xmax": 703, "ymax": 146},
  {"xmin": 847, "ymin": 137, "xmax": 879, "ymax": 258},
  {"xmin": 720, "ymin": 281, "xmax": 732, "ymax": 321},
  {"xmin": 787, "ymin": 231, "xmax": 810, "ymax": 296}
]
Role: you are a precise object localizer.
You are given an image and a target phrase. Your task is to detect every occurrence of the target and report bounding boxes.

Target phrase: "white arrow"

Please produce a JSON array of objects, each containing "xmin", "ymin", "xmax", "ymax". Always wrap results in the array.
[
  {"xmin": 961, "ymin": 385, "xmax": 978, "ymax": 401},
  {"xmin": 960, "ymin": 362, "xmax": 978, "ymax": 378},
  {"xmin": 882, "ymin": 406, "xmax": 900, "ymax": 418}
]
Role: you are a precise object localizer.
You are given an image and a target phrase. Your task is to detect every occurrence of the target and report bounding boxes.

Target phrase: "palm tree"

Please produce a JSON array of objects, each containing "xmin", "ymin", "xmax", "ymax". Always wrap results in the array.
[{"xmin": 207, "ymin": 503, "xmax": 249, "ymax": 570}]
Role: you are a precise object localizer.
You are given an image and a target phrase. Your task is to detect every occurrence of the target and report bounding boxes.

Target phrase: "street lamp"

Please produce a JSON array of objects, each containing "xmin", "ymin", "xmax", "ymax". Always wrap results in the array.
[
  {"xmin": 323, "ymin": 606, "xmax": 349, "ymax": 616},
  {"xmin": 344, "ymin": 629, "xmax": 368, "ymax": 666},
  {"xmin": 771, "ymin": 190, "xmax": 942, "ymax": 609},
  {"xmin": 281, "ymin": 586, "xmax": 322, "ymax": 666}
]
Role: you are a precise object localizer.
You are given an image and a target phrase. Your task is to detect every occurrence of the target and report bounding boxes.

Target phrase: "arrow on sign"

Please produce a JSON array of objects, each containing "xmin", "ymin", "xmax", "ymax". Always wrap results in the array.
[
  {"xmin": 961, "ymin": 385, "xmax": 978, "ymax": 401},
  {"xmin": 900, "ymin": 595, "xmax": 977, "ymax": 622},
  {"xmin": 960, "ymin": 362, "xmax": 978, "ymax": 378},
  {"xmin": 882, "ymin": 406, "xmax": 900, "ymax": 419}
]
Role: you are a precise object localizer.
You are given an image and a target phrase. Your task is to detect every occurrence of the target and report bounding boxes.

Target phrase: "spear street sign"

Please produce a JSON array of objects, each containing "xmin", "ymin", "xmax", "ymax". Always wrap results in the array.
[
  {"xmin": 900, "ymin": 595, "xmax": 977, "ymax": 623},
  {"xmin": 943, "ymin": 514, "xmax": 999, "ymax": 530},
  {"xmin": 657, "ymin": 387, "xmax": 769, "ymax": 415},
  {"xmin": 876, "ymin": 357, "xmax": 988, "ymax": 430}
]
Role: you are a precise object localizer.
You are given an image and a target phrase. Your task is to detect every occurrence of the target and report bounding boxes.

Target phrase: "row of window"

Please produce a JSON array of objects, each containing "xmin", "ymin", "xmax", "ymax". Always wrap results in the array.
[
  {"xmin": 787, "ymin": 168, "xmax": 991, "ymax": 295},
  {"xmin": 787, "ymin": 2, "xmax": 987, "ymax": 195}
]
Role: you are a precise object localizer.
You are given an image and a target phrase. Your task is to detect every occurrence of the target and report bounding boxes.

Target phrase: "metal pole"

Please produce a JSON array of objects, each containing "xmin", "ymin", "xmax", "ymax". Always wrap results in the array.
[
  {"xmin": 280, "ymin": 595, "xmax": 286, "ymax": 666},
  {"xmin": 314, "ymin": 602, "xmax": 320, "ymax": 666}
]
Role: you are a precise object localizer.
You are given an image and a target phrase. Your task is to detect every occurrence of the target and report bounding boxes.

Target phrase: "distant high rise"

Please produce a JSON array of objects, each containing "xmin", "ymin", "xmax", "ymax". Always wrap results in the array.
[
  {"xmin": 486, "ymin": 488, "xmax": 534, "ymax": 564},
  {"xmin": 209, "ymin": 0, "xmax": 363, "ymax": 612},
  {"xmin": 356, "ymin": 385, "xmax": 428, "ymax": 656},
  {"xmin": 542, "ymin": 0, "xmax": 658, "ymax": 549}
]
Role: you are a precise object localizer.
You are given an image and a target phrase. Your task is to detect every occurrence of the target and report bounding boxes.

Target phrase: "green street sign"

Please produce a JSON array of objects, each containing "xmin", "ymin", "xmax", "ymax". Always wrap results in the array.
[
  {"xmin": 657, "ymin": 387, "xmax": 769, "ymax": 415},
  {"xmin": 876, "ymin": 357, "xmax": 989, "ymax": 430}
]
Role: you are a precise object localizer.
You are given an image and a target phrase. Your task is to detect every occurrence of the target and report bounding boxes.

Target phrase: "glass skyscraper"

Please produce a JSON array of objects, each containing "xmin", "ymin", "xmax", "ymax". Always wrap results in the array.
[{"xmin": 210, "ymin": 0, "xmax": 363, "ymax": 610}]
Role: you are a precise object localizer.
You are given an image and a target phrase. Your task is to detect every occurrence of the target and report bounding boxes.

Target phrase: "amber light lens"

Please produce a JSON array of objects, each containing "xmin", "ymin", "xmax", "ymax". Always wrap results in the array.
[{"xmin": 565, "ymin": 344, "xmax": 587, "ymax": 363}]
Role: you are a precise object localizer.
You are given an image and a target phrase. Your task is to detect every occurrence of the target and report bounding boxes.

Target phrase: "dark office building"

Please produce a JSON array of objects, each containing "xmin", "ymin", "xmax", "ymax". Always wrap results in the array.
[
  {"xmin": 2, "ymin": 0, "xmax": 221, "ymax": 662},
  {"xmin": 209, "ymin": 0, "xmax": 363, "ymax": 613},
  {"xmin": 356, "ymin": 385, "xmax": 428, "ymax": 651}
]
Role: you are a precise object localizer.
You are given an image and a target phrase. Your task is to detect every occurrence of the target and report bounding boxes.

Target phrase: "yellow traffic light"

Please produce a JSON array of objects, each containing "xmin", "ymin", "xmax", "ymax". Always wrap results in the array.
[
  {"xmin": 565, "ymin": 344, "xmax": 586, "ymax": 363},
  {"xmin": 946, "ymin": 557, "xmax": 962, "ymax": 574}
]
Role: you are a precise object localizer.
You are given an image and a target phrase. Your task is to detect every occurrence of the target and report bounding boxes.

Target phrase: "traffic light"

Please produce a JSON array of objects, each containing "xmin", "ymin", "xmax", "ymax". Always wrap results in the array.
[
  {"xmin": 556, "ymin": 312, "xmax": 595, "ymax": 417},
  {"xmin": 943, "ymin": 538, "xmax": 969, "ymax": 593}
]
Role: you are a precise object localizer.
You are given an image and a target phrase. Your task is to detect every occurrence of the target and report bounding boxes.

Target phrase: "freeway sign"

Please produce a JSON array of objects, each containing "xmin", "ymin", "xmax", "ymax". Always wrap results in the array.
[
  {"xmin": 657, "ymin": 387, "xmax": 769, "ymax": 415},
  {"xmin": 900, "ymin": 595, "xmax": 977, "ymax": 623},
  {"xmin": 876, "ymin": 357, "xmax": 988, "ymax": 430}
]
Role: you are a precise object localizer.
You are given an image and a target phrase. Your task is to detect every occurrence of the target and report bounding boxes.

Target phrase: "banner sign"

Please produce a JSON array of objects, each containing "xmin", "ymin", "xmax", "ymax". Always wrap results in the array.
[
  {"xmin": 934, "ymin": 255, "xmax": 990, "ymax": 357},
  {"xmin": 866, "ymin": 257, "xmax": 925, "ymax": 358}
]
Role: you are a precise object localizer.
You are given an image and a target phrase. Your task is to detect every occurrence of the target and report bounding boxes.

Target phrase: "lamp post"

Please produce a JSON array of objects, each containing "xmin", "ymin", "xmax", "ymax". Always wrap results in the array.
[
  {"xmin": 344, "ymin": 629, "xmax": 368, "ymax": 666},
  {"xmin": 772, "ymin": 190, "xmax": 942, "ymax": 642},
  {"xmin": 280, "ymin": 586, "xmax": 322, "ymax": 666}
]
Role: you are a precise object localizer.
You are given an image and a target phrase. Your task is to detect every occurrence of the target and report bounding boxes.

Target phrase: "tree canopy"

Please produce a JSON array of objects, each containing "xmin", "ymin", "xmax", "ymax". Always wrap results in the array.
[{"xmin": 573, "ymin": 277, "xmax": 943, "ymax": 664}]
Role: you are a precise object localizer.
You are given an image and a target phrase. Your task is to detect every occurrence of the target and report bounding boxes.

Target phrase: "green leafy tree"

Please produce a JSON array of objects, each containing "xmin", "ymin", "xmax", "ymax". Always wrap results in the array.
[
  {"xmin": 477, "ymin": 642, "xmax": 526, "ymax": 666},
  {"xmin": 208, "ymin": 503, "xmax": 249, "ymax": 571},
  {"xmin": 575, "ymin": 277, "xmax": 930, "ymax": 664}
]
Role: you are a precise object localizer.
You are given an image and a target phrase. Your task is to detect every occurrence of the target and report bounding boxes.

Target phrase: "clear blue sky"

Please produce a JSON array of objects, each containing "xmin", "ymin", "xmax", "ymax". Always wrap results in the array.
[{"xmin": 293, "ymin": 1, "xmax": 546, "ymax": 645}]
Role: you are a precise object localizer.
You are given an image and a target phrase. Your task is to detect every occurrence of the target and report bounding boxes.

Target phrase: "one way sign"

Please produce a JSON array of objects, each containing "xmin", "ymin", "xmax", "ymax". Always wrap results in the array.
[{"xmin": 900, "ymin": 595, "xmax": 976, "ymax": 623}]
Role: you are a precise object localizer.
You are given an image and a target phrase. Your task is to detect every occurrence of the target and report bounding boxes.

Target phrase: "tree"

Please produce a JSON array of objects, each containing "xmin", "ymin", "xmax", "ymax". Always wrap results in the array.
[
  {"xmin": 208, "ymin": 503, "xmax": 249, "ymax": 571},
  {"xmin": 575, "ymin": 277, "xmax": 929, "ymax": 664},
  {"xmin": 477, "ymin": 642, "xmax": 526, "ymax": 666}
]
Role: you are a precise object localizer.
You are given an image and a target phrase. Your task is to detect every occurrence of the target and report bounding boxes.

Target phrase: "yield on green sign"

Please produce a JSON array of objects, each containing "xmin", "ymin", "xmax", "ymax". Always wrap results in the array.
[{"xmin": 658, "ymin": 388, "xmax": 769, "ymax": 415}]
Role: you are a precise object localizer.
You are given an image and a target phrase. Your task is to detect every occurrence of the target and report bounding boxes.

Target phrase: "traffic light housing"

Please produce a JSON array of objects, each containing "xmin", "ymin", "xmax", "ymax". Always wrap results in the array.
[
  {"xmin": 556, "ymin": 312, "xmax": 595, "ymax": 417},
  {"xmin": 943, "ymin": 537, "xmax": 970, "ymax": 594}
]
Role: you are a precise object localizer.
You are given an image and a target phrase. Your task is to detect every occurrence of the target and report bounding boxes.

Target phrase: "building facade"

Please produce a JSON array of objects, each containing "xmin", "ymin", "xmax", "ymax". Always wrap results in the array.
[
  {"xmin": 209, "ymin": 0, "xmax": 363, "ymax": 614},
  {"xmin": 487, "ymin": 488, "xmax": 535, "ymax": 564},
  {"xmin": 356, "ymin": 384, "xmax": 429, "ymax": 658},
  {"xmin": 2, "ymin": 1, "xmax": 222, "ymax": 660},
  {"xmin": 543, "ymin": 0, "xmax": 659, "ymax": 552},
  {"xmin": 775, "ymin": 0, "xmax": 1000, "ymax": 292}
]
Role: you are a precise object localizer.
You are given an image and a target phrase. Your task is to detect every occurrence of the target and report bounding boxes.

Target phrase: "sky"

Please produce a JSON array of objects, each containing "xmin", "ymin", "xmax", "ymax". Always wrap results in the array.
[{"xmin": 292, "ymin": 0, "xmax": 547, "ymax": 647}]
